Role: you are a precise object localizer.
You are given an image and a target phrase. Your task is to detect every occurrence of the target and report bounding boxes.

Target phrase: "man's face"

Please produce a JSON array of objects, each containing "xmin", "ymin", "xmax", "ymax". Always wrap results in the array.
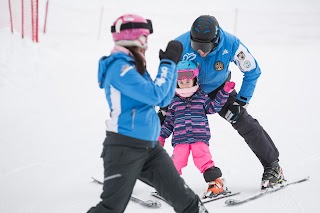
[{"xmin": 197, "ymin": 49, "xmax": 210, "ymax": 58}]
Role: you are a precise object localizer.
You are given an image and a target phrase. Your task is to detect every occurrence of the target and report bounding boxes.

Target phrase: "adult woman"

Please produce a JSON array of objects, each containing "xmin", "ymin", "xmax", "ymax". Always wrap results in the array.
[{"xmin": 87, "ymin": 14, "xmax": 209, "ymax": 213}]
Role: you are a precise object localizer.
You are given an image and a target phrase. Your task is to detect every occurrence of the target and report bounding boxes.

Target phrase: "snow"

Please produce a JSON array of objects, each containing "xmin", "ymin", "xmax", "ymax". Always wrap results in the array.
[{"xmin": 1, "ymin": 0, "xmax": 320, "ymax": 212}]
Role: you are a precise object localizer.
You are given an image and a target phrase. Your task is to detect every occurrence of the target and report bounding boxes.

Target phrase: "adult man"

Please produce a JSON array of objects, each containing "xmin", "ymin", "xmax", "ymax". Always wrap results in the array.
[{"xmin": 158, "ymin": 15, "xmax": 284, "ymax": 189}]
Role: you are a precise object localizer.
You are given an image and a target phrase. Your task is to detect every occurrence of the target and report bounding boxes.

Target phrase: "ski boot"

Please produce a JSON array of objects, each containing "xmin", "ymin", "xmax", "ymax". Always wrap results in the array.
[
  {"xmin": 261, "ymin": 161, "xmax": 285, "ymax": 189},
  {"xmin": 203, "ymin": 178, "xmax": 227, "ymax": 198}
]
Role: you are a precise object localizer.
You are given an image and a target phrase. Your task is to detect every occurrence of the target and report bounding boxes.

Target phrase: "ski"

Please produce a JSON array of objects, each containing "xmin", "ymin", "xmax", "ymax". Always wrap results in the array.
[
  {"xmin": 150, "ymin": 192, "xmax": 172, "ymax": 205},
  {"xmin": 128, "ymin": 195, "xmax": 161, "ymax": 208},
  {"xmin": 202, "ymin": 191, "xmax": 240, "ymax": 204},
  {"xmin": 225, "ymin": 176, "xmax": 310, "ymax": 206},
  {"xmin": 151, "ymin": 190, "xmax": 240, "ymax": 205},
  {"xmin": 91, "ymin": 177, "xmax": 161, "ymax": 208}
]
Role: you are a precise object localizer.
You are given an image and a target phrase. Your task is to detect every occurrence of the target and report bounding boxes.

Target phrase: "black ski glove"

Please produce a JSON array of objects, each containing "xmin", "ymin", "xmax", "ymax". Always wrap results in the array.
[
  {"xmin": 225, "ymin": 100, "xmax": 248, "ymax": 124},
  {"xmin": 157, "ymin": 106, "xmax": 168, "ymax": 126},
  {"xmin": 159, "ymin": 40, "xmax": 183, "ymax": 64}
]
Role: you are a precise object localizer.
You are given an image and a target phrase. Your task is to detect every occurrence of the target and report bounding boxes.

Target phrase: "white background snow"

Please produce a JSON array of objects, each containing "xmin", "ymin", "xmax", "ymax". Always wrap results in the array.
[{"xmin": 1, "ymin": 0, "xmax": 320, "ymax": 212}]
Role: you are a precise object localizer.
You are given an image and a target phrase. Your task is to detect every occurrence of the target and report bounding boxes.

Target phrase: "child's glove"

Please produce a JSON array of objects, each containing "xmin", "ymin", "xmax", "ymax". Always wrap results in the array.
[
  {"xmin": 158, "ymin": 136, "xmax": 165, "ymax": 146},
  {"xmin": 223, "ymin": 81, "xmax": 235, "ymax": 93}
]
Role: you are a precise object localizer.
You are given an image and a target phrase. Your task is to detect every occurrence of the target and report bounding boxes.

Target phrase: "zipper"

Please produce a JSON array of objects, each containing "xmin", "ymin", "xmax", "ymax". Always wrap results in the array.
[{"xmin": 131, "ymin": 108, "xmax": 136, "ymax": 129}]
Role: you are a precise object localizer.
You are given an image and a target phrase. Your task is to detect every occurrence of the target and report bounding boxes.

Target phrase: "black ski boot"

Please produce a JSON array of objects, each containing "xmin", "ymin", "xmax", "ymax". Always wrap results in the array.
[{"xmin": 261, "ymin": 161, "xmax": 285, "ymax": 189}]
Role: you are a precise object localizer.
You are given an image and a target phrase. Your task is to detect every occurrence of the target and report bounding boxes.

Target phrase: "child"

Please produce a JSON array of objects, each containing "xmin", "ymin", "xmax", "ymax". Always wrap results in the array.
[{"xmin": 158, "ymin": 60, "xmax": 235, "ymax": 198}]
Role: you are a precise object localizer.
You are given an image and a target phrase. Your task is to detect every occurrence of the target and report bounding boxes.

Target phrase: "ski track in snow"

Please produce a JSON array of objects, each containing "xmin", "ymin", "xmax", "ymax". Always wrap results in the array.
[
  {"xmin": 0, "ymin": 162, "xmax": 54, "ymax": 177},
  {"xmin": 1, "ymin": 0, "xmax": 320, "ymax": 213},
  {"xmin": 263, "ymin": 188, "xmax": 305, "ymax": 213},
  {"xmin": 296, "ymin": 153, "xmax": 320, "ymax": 167}
]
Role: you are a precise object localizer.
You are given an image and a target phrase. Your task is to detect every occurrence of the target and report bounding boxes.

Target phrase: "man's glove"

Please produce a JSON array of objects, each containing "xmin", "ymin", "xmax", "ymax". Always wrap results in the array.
[
  {"xmin": 225, "ymin": 100, "xmax": 248, "ymax": 124},
  {"xmin": 159, "ymin": 40, "xmax": 183, "ymax": 64}
]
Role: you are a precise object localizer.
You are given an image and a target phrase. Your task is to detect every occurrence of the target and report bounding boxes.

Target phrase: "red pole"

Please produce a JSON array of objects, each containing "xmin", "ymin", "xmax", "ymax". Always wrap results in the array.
[
  {"xmin": 8, "ymin": 0, "xmax": 13, "ymax": 33},
  {"xmin": 22, "ymin": 0, "xmax": 24, "ymax": 38},
  {"xmin": 35, "ymin": 0, "xmax": 38, "ymax": 42},
  {"xmin": 43, "ymin": 0, "xmax": 49, "ymax": 33},
  {"xmin": 31, "ymin": 0, "xmax": 34, "ymax": 41},
  {"xmin": 31, "ymin": 0, "xmax": 38, "ymax": 42}
]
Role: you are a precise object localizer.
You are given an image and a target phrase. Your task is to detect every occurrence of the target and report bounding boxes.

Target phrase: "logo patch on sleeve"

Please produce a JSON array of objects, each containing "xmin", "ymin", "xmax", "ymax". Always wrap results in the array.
[
  {"xmin": 243, "ymin": 60, "xmax": 251, "ymax": 69},
  {"xmin": 237, "ymin": 51, "xmax": 245, "ymax": 60},
  {"xmin": 234, "ymin": 44, "xmax": 256, "ymax": 72},
  {"xmin": 214, "ymin": 61, "xmax": 224, "ymax": 71}
]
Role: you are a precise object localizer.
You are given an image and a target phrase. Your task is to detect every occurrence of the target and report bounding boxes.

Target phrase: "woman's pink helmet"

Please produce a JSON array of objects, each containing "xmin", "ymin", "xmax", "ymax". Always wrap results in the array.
[{"xmin": 111, "ymin": 14, "xmax": 153, "ymax": 49}]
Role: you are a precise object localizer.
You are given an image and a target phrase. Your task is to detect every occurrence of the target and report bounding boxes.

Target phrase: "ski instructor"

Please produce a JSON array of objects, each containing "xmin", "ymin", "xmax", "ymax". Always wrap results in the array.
[
  {"xmin": 87, "ymin": 14, "xmax": 209, "ymax": 213},
  {"xmin": 158, "ymin": 15, "xmax": 285, "ymax": 189}
]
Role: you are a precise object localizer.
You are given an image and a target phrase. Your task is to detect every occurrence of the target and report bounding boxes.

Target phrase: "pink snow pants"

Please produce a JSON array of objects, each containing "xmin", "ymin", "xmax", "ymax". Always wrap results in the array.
[{"xmin": 171, "ymin": 142, "xmax": 215, "ymax": 175}]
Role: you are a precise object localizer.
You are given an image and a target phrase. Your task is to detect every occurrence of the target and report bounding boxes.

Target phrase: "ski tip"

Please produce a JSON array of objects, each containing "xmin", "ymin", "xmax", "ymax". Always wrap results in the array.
[
  {"xmin": 147, "ymin": 200, "xmax": 162, "ymax": 208},
  {"xmin": 303, "ymin": 176, "xmax": 311, "ymax": 182},
  {"xmin": 225, "ymin": 199, "xmax": 236, "ymax": 205},
  {"xmin": 91, "ymin": 177, "xmax": 103, "ymax": 184},
  {"xmin": 301, "ymin": 176, "xmax": 310, "ymax": 182}
]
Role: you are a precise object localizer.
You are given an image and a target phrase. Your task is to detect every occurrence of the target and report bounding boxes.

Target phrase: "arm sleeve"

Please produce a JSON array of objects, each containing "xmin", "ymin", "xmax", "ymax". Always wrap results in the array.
[
  {"xmin": 204, "ymin": 89, "xmax": 229, "ymax": 114},
  {"xmin": 109, "ymin": 59, "xmax": 177, "ymax": 105},
  {"xmin": 158, "ymin": 65, "xmax": 177, "ymax": 107},
  {"xmin": 232, "ymin": 42, "xmax": 261, "ymax": 103}
]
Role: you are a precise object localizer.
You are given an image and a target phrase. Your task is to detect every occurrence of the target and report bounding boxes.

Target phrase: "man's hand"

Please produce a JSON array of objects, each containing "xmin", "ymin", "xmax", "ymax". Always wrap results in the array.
[{"xmin": 225, "ymin": 100, "xmax": 248, "ymax": 124}]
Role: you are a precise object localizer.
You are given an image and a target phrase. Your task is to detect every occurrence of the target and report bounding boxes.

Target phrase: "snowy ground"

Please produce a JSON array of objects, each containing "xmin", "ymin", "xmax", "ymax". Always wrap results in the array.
[{"xmin": 1, "ymin": 0, "xmax": 320, "ymax": 212}]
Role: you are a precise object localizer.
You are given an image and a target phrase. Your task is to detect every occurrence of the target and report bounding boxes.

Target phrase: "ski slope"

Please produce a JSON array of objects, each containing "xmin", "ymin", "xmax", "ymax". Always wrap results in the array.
[{"xmin": 1, "ymin": 0, "xmax": 320, "ymax": 212}]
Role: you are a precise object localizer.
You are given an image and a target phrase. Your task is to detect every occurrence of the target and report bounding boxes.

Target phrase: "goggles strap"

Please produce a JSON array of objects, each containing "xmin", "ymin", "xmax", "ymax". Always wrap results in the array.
[{"xmin": 111, "ymin": 20, "xmax": 153, "ymax": 34}]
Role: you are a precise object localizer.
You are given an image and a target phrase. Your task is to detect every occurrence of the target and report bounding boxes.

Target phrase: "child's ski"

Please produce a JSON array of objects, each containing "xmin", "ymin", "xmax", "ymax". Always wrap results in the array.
[
  {"xmin": 202, "ymin": 191, "xmax": 240, "ymax": 203},
  {"xmin": 151, "ymin": 190, "xmax": 240, "ymax": 205}
]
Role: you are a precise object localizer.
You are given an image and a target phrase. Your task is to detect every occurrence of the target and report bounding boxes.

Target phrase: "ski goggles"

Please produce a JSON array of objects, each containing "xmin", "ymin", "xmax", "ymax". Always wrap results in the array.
[
  {"xmin": 191, "ymin": 39, "xmax": 214, "ymax": 53},
  {"xmin": 190, "ymin": 32, "xmax": 220, "ymax": 52},
  {"xmin": 177, "ymin": 69, "xmax": 199, "ymax": 80}
]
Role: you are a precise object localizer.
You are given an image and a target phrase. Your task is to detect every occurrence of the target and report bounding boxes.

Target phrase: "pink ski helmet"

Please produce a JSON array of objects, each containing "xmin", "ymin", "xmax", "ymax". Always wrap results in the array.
[{"xmin": 111, "ymin": 14, "xmax": 153, "ymax": 49}]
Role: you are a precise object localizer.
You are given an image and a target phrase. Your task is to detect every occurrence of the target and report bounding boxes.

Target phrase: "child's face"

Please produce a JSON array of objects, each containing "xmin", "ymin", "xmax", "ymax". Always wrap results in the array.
[{"xmin": 177, "ymin": 79, "xmax": 194, "ymax": 89}]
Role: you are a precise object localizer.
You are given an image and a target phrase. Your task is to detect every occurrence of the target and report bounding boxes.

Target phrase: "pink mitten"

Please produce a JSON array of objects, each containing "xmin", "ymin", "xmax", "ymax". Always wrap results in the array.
[
  {"xmin": 223, "ymin": 81, "xmax": 235, "ymax": 93},
  {"xmin": 158, "ymin": 136, "xmax": 165, "ymax": 146}
]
